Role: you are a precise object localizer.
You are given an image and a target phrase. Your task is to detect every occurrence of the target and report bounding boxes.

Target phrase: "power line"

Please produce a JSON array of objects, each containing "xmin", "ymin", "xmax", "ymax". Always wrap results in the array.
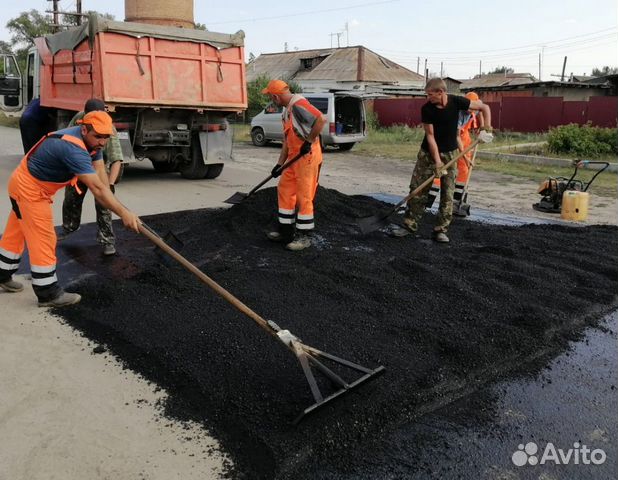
[
  {"xmin": 376, "ymin": 27, "xmax": 617, "ymax": 56},
  {"xmin": 207, "ymin": 0, "xmax": 400, "ymax": 25}
]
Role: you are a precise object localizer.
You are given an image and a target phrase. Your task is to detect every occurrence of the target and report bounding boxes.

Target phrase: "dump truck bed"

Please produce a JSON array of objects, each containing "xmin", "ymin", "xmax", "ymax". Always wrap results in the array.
[{"xmin": 36, "ymin": 16, "xmax": 247, "ymax": 112}]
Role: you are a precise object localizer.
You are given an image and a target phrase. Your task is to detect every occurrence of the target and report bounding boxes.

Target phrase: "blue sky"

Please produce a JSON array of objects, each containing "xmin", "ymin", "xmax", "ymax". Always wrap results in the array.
[{"xmin": 1, "ymin": 0, "xmax": 616, "ymax": 80}]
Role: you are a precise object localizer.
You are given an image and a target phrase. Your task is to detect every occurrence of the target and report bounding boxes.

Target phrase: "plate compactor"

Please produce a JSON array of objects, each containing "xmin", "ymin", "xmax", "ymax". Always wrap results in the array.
[{"xmin": 532, "ymin": 160, "xmax": 609, "ymax": 214}]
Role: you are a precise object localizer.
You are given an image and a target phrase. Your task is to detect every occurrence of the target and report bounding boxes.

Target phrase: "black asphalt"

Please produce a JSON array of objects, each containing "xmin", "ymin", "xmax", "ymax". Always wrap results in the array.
[{"xmin": 51, "ymin": 187, "xmax": 618, "ymax": 479}]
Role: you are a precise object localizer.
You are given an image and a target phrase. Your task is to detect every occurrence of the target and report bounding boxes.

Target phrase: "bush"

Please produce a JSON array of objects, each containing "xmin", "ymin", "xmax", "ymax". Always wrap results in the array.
[
  {"xmin": 547, "ymin": 123, "xmax": 618, "ymax": 158},
  {"xmin": 245, "ymin": 75, "xmax": 302, "ymax": 122}
]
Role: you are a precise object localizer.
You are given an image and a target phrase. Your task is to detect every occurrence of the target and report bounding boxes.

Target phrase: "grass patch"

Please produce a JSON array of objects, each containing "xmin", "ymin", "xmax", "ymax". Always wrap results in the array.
[
  {"xmin": 0, "ymin": 112, "xmax": 19, "ymax": 128},
  {"xmin": 476, "ymin": 156, "xmax": 617, "ymax": 198},
  {"xmin": 232, "ymin": 123, "xmax": 251, "ymax": 143}
]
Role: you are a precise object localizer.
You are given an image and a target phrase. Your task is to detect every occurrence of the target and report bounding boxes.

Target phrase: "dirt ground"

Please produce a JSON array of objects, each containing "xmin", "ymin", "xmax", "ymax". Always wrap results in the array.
[{"xmin": 231, "ymin": 142, "xmax": 617, "ymax": 226}]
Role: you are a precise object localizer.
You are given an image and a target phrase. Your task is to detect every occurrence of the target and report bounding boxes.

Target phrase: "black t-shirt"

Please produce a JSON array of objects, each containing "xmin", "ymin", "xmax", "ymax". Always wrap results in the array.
[{"xmin": 420, "ymin": 94, "xmax": 471, "ymax": 152}]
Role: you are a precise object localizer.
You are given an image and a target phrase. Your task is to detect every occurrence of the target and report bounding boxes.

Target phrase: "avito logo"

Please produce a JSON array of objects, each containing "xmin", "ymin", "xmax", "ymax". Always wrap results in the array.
[{"xmin": 512, "ymin": 442, "xmax": 606, "ymax": 467}]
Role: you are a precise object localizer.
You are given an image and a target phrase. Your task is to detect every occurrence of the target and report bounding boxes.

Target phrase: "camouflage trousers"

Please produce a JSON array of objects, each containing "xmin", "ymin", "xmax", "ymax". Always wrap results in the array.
[
  {"xmin": 62, "ymin": 182, "xmax": 115, "ymax": 246},
  {"xmin": 403, "ymin": 149, "xmax": 458, "ymax": 234}
]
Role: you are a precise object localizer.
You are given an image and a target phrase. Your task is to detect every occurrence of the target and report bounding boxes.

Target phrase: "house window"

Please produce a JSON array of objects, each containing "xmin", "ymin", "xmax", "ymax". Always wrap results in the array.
[{"xmin": 300, "ymin": 56, "xmax": 327, "ymax": 71}]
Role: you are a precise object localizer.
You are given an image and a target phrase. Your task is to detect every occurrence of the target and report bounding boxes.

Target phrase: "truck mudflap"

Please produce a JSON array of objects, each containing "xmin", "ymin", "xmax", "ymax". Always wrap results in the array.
[
  {"xmin": 116, "ymin": 130, "xmax": 137, "ymax": 163},
  {"xmin": 198, "ymin": 126, "xmax": 233, "ymax": 166}
]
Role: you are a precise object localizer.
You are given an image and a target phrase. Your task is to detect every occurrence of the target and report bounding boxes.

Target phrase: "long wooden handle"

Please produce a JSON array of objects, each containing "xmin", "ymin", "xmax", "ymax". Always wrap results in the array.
[
  {"xmin": 138, "ymin": 222, "xmax": 276, "ymax": 336},
  {"xmin": 463, "ymin": 144, "xmax": 479, "ymax": 190},
  {"xmin": 245, "ymin": 151, "xmax": 306, "ymax": 199},
  {"xmin": 392, "ymin": 140, "xmax": 481, "ymax": 211}
]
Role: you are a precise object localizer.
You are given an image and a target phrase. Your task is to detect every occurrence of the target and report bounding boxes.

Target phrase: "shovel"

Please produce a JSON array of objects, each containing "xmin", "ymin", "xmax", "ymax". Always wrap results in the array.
[
  {"xmin": 453, "ymin": 144, "xmax": 479, "ymax": 217},
  {"xmin": 357, "ymin": 140, "xmax": 480, "ymax": 234},
  {"xmin": 224, "ymin": 151, "xmax": 306, "ymax": 205},
  {"xmin": 139, "ymin": 221, "xmax": 385, "ymax": 424}
]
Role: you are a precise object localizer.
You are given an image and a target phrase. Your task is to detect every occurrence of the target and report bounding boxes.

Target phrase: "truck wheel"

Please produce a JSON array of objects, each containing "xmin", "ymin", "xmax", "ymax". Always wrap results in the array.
[
  {"xmin": 338, "ymin": 142, "xmax": 355, "ymax": 151},
  {"xmin": 204, "ymin": 163, "xmax": 224, "ymax": 179},
  {"xmin": 251, "ymin": 127, "xmax": 268, "ymax": 147},
  {"xmin": 179, "ymin": 140, "xmax": 208, "ymax": 179}
]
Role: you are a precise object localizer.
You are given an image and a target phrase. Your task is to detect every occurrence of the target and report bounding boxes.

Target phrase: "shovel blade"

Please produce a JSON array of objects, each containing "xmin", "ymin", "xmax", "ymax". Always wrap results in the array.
[
  {"xmin": 223, "ymin": 191, "xmax": 248, "ymax": 205},
  {"xmin": 453, "ymin": 202, "xmax": 471, "ymax": 217},
  {"xmin": 154, "ymin": 231, "xmax": 185, "ymax": 266},
  {"xmin": 357, "ymin": 214, "xmax": 390, "ymax": 235}
]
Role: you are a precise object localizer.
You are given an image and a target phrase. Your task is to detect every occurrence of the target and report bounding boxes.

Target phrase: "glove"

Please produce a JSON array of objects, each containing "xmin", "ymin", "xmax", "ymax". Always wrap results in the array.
[
  {"xmin": 271, "ymin": 164, "xmax": 283, "ymax": 178},
  {"xmin": 109, "ymin": 184, "xmax": 116, "ymax": 194},
  {"xmin": 300, "ymin": 141, "xmax": 312, "ymax": 156},
  {"xmin": 478, "ymin": 130, "xmax": 494, "ymax": 144}
]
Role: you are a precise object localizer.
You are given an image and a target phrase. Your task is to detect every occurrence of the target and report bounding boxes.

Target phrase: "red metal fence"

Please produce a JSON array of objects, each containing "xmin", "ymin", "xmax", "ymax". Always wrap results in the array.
[{"xmin": 373, "ymin": 96, "xmax": 618, "ymax": 132}]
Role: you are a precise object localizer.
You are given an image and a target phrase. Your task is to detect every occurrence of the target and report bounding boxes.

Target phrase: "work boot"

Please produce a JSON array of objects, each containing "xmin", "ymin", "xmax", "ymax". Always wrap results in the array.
[
  {"xmin": 0, "ymin": 278, "xmax": 24, "ymax": 293},
  {"xmin": 285, "ymin": 234, "xmax": 311, "ymax": 251},
  {"xmin": 389, "ymin": 226, "xmax": 412, "ymax": 238},
  {"xmin": 102, "ymin": 244, "xmax": 116, "ymax": 256},
  {"xmin": 56, "ymin": 227, "xmax": 74, "ymax": 241},
  {"xmin": 38, "ymin": 291, "xmax": 82, "ymax": 308},
  {"xmin": 432, "ymin": 231, "xmax": 450, "ymax": 243},
  {"xmin": 266, "ymin": 231, "xmax": 284, "ymax": 242}
]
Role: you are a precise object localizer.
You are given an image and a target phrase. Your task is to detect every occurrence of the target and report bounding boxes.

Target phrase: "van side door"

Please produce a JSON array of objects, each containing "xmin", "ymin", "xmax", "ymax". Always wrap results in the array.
[{"xmin": 0, "ymin": 54, "xmax": 23, "ymax": 113}]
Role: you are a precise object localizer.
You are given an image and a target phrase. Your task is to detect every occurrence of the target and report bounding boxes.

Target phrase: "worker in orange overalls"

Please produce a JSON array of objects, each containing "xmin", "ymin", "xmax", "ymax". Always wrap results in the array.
[
  {"xmin": 262, "ymin": 80, "xmax": 326, "ymax": 251},
  {"xmin": 426, "ymin": 91, "xmax": 484, "ymax": 211},
  {"xmin": 0, "ymin": 111, "xmax": 140, "ymax": 307}
]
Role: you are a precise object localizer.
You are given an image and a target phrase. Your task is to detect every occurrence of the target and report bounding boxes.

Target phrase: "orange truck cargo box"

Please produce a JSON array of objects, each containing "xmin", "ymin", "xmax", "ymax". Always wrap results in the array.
[{"xmin": 36, "ymin": 17, "xmax": 247, "ymax": 112}]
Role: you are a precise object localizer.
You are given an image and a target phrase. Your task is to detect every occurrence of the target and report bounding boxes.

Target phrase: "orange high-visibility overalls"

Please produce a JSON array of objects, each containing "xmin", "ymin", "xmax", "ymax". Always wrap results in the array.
[
  {"xmin": 0, "ymin": 132, "xmax": 88, "ymax": 301},
  {"xmin": 277, "ymin": 95, "xmax": 323, "ymax": 233},
  {"xmin": 454, "ymin": 111, "xmax": 478, "ymax": 202},
  {"xmin": 426, "ymin": 111, "xmax": 478, "ymax": 207}
]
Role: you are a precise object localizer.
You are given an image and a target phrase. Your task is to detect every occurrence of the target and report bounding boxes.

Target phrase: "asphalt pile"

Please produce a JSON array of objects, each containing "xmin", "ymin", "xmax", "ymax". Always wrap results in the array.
[{"xmin": 56, "ymin": 187, "xmax": 618, "ymax": 479}]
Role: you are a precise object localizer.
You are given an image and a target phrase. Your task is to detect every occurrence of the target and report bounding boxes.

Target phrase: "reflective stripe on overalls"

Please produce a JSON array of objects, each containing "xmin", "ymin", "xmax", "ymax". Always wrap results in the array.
[
  {"xmin": 0, "ymin": 132, "xmax": 87, "ymax": 300},
  {"xmin": 277, "ymin": 95, "xmax": 323, "ymax": 230}
]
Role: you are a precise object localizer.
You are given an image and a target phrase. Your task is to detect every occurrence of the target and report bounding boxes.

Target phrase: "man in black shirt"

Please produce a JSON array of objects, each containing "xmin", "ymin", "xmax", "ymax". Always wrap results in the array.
[{"xmin": 392, "ymin": 78, "xmax": 493, "ymax": 243}]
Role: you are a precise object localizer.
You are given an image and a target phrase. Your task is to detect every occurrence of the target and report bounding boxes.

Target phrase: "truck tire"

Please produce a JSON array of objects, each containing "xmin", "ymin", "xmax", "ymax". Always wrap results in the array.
[
  {"xmin": 251, "ymin": 127, "xmax": 268, "ymax": 147},
  {"xmin": 204, "ymin": 163, "xmax": 224, "ymax": 179},
  {"xmin": 338, "ymin": 142, "xmax": 355, "ymax": 151},
  {"xmin": 179, "ymin": 139, "xmax": 208, "ymax": 179}
]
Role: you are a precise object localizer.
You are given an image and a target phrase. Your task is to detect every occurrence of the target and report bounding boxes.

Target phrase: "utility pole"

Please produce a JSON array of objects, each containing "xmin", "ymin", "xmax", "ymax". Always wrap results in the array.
[
  {"xmin": 538, "ymin": 52, "xmax": 541, "ymax": 81},
  {"xmin": 76, "ymin": 0, "xmax": 82, "ymax": 26},
  {"xmin": 344, "ymin": 22, "xmax": 349, "ymax": 46},
  {"xmin": 479, "ymin": 60, "xmax": 482, "ymax": 77},
  {"xmin": 440, "ymin": 62, "xmax": 443, "ymax": 78},
  {"xmin": 417, "ymin": 56, "xmax": 420, "ymax": 74},
  {"xmin": 424, "ymin": 58, "xmax": 427, "ymax": 79},
  {"xmin": 329, "ymin": 32, "xmax": 343, "ymax": 48},
  {"xmin": 561, "ymin": 56, "xmax": 567, "ymax": 81}
]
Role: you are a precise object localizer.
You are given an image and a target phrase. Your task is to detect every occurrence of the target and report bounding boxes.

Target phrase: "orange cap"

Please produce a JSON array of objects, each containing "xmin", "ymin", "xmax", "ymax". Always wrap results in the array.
[
  {"xmin": 261, "ymin": 79, "xmax": 289, "ymax": 95},
  {"xmin": 465, "ymin": 92, "xmax": 479, "ymax": 101},
  {"xmin": 80, "ymin": 111, "xmax": 113, "ymax": 135}
]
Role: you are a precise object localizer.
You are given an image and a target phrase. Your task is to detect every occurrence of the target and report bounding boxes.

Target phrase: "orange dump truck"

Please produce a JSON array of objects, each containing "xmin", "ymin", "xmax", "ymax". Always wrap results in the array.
[{"xmin": 0, "ymin": 15, "xmax": 247, "ymax": 179}]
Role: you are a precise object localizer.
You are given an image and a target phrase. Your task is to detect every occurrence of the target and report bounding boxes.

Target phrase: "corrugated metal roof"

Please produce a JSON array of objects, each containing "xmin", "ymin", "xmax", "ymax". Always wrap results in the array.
[
  {"xmin": 459, "ymin": 73, "xmax": 536, "ymax": 90},
  {"xmin": 247, "ymin": 46, "xmax": 425, "ymax": 86}
]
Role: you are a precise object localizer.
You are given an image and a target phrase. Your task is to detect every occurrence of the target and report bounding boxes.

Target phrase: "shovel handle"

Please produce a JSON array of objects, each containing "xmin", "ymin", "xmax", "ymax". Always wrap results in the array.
[
  {"xmin": 245, "ymin": 151, "xmax": 306, "ymax": 198},
  {"xmin": 394, "ymin": 140, "xmax": 481, "ymax": 211}
]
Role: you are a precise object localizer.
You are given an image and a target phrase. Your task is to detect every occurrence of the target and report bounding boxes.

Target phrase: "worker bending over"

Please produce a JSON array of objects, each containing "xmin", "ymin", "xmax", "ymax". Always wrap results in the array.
[
  {"xmin": 391, "ymin": 78, "xmax": 492, "ymax": 243},
  {"xmin": 0, "ymin": 111, "xmax": 140, "ymax": 307},
  {"xmin": 262, "ymin": 79, "xmax": 326, "ymax": 251}
]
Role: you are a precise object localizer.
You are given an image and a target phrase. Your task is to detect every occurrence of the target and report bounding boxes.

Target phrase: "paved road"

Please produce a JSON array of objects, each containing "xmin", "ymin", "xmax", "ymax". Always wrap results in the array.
[{"xmin": 1, "ymin": 125, "xmax": 615, "ymax": 479}]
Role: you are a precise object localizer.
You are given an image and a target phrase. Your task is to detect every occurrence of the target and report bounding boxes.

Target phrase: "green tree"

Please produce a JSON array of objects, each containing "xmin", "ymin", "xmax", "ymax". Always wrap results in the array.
[
  {"xmin": 591, "ymin": 66, "xmax": 618, "ymax": 76},
  {"xmin": 6, "ymin": 9, "xmax": 52, "ymax": 64},
  {"xmin": 194, "ymin": 22, "xmax": 208, "ymax": 31},
  {"xmin": 0, "ymin": 40, "xmax": 12, "ymax": 54},
  {"xmin": 246, "ymin": 74, "xmax": 302, "ymax": 121},
  {"xmin": 491, "ymin": 66, "xmax": 514, "ymax": 74}
]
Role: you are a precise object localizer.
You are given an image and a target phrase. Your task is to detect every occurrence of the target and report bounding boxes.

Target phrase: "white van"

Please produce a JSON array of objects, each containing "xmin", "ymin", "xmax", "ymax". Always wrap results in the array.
[{"xmin": 250, "ymin": 92, "xmax": 367, "ymax": 151}]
